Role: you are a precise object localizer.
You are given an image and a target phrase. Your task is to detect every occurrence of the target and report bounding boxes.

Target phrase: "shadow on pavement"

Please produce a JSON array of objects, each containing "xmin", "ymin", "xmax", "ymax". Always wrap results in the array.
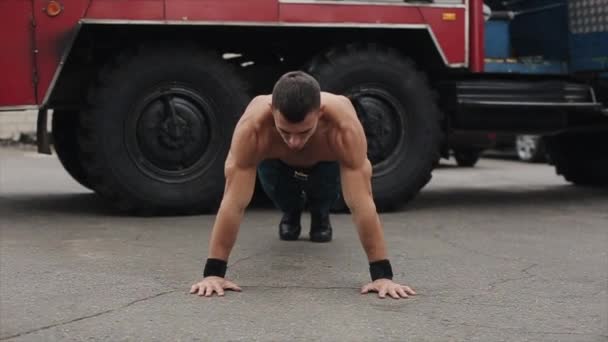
[
  {"xmin": 408, "ymin": 185, "xmax": 608, "ymax": 212},
  {"xmin": 0, "ymin": 193, "xmax": 129, "ymax": 217},
  {"xmin": 0, "ymin": 190, "xmax": 278, "ymax": 218},
  {"xmin": 1, "ymin": 184, "xmax": 605, "ymax": 218},
  {"xmin": 482, "ymin": 151, "xmax": 520, "ymax": 161}
]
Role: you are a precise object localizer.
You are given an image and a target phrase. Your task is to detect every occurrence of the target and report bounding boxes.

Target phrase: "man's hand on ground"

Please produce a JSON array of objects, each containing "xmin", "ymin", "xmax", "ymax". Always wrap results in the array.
[
  {"xmin": 361, "ymin": 279, "xmax": 416, "ymax": 299},
  {"xmin": 190, "ymin": 276, "xmax": 242, "ymax": 297}
]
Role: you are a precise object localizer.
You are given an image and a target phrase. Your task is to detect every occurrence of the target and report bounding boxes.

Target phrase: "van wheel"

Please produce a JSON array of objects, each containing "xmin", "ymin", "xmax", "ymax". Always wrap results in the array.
[
  {"xmin": 454, "ymin": 149, "xmax": 481, "ymax": 167},
  {"xmin": 546, "ymin": 132, "xmax": 608, "ymax": 186}
]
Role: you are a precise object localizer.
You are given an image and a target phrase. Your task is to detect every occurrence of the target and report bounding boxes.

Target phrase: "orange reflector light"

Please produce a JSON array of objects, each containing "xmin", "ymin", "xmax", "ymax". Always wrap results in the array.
[
  {"xmin": 442, "ymin": 12, "xmax": 457, "ymax": 21},
  {"xmin": 45, "ymin": 1, "xmax": 62, "ymax": 17}
]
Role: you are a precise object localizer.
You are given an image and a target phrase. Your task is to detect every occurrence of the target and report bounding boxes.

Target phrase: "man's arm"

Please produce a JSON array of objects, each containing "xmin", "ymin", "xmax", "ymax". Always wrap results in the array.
[
  {"xmin": 207, "ymin": 159, "xmax": 256, "ymax": 261},
  {"xmin": 331, "ymin": 95, "xmax": 387, "ymax": 263},
  {"xmin": 207, "ymin": 96, "xmax": 266, "ymax": 262},
  {"xmin": 205, "ymin": 95, "xmax": 273, "ymax": 263},
  {"xmin": 190, "ymin": 156, "xmax": 256, "ymax": 297},
  {"xmin": 191, "ymin": 96, "xmax": 267, "ymax": 297},
  {"xmin": 340, "ymin": 159, "xmax": 387, "ymax": 263},
  {"xmin": 334, "ymin": 95, "xmax": 416, "ymax": 299}
]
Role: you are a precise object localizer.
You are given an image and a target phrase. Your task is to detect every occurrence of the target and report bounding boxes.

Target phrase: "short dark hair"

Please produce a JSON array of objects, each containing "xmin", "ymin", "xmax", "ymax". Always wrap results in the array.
[{"xmin": 271, "ymin": 71, "xmax": 321, "ymax": 123}]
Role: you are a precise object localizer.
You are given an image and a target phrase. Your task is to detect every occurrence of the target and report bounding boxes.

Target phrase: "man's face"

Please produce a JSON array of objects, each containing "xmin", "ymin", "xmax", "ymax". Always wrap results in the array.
[{"xmin": 272, "ymin": 109, "xmax": 321, "ymax": 151}]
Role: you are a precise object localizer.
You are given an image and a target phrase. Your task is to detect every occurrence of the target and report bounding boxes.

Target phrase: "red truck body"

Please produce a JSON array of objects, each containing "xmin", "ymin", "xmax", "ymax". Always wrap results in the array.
[
  {"xmin": 0, "ymin": 0, "xmax": 482, "ymax": 109},
  {"xmin": 2, "ymin": 1, "xmax": 604, "ymax": 214}
]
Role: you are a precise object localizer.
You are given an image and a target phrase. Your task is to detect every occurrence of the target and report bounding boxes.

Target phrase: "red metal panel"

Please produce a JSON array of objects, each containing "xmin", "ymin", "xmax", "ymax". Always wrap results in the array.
[
  {"xmin": 280, "ymin": 3, "xmax": 465, "ymax": 66},
  {"xmin": 279, "ymin": 3, "xmax": 424, "ymax": 24},
  {"xmin": 8, "ymin": 0, "xmax": 470, "ymax": 108},
  {"xmin": 33, "ymin": 0, "xmax": 89, "ymax": 106},
  {"xmin": 469, "ymin": 0, "xmax": 484, "ymax": 72},
  {"xmin": 166, "ymin": 0, "xmax": 278, "ymax": 22},
  {"xmin": 0, "ymin": 0, "xmax": 36, "ymax": 106},
  {"xmin": 419, "ymin": 8, "xmax": 466, "ymax": 65},
  {"xmin": 85, "ymin": 0, "xmax": 164, "ymax": 20}
]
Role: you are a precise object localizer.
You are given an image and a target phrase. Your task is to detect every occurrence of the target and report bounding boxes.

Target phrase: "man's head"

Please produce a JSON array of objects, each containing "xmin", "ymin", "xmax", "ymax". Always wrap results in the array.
[{"xmin": 271, "ymin": 71, "xmax": 323, "ymax": 150}]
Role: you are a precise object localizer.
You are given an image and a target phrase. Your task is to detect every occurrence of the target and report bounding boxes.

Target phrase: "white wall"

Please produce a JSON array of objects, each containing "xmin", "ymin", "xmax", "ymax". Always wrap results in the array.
[
  {"xmin": 0, "ymin": 111, "xmax": 38, "ymax": 140},
  {"xmin": 0, "ymin": 110, "xmax": 53, "ymax": 141}
]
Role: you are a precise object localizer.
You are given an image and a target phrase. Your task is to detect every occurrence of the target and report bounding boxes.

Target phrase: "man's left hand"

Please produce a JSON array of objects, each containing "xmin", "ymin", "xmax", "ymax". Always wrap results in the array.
[{"xmin": 361, "ymin": 279, "xmax": 416, "ymax": 299}]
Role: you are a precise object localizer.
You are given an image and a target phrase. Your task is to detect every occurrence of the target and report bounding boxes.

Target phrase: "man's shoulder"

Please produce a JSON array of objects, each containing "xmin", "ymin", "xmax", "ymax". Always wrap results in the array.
[
  {"xmin": 229, "ymin": 95, "xmax": 273, "ymax": 166},
  {"xmin": 240, "ymin": 94, "xmax": 272, "ymax": 119},
  {"xmin": 251, "ymin": 94, "xmax": 273, "ymax": 105},
  {"xmin": 321, "ymin": 92, "xmax": 360, "ymax": 132},
  {"xmin": 236, "ymin": 95, "xmax": 272, "ymax": 130},
  {"xmin": 321, "ymin": 93, "xmax": 367, "ymax": 168},
  {"xmin": 321, "ymin": 92, "xmax": 351, "ymax": 106}
]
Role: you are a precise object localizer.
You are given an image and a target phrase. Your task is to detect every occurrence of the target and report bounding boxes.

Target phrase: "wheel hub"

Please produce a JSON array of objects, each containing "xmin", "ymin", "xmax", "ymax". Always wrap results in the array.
[
  {"xmin": 159, "ymin": 113, "xmax": 190, "ymax": 149},
  {"xmin": 350, "ymin": 89, "xmax": 404, "ymax": 165},
  {"xmin": 127, "ymin": 86, "xmax": 214, "ymax": 182}
]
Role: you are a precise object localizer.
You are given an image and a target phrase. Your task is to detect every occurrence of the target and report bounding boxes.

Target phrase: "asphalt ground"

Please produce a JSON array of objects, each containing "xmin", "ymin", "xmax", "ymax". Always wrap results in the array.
[{"xmin": 1, "ymin": 146, "xmax": 607, "ymax": 341}]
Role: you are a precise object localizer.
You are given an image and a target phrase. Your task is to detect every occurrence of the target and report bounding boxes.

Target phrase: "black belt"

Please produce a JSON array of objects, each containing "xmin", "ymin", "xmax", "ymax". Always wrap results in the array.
[
  {"xmin": 293, "ymin": 170, "xmax": 309, "ymax": 181},
  {"xmin": 279, "ymin": 160, "xmax": 313, "ymax": 181}
]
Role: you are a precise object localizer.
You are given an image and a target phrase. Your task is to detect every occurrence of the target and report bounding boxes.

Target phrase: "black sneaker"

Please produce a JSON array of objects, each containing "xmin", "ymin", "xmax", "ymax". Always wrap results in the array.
[
  {"xmin": 279, "ymin": 211, "xmax": 301, "ymax": 241},
  {"xmin": 310, "ymin": 213, "xmax": 332, "ymax": 242}
]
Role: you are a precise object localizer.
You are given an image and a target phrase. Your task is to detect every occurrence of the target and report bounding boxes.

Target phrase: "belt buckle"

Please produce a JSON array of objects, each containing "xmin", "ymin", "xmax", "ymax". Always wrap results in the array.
[{"xmin": 293, "ymin": 170, "xmax": 309, "ymax": 181}]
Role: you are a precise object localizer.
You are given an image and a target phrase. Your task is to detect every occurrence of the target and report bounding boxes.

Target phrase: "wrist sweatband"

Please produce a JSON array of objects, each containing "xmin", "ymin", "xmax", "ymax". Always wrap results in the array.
[
  {"xmin": 203, "ymin": 258, "xmax": 227, "ymax": 278},
  {"xmin": 369, "ymin": 259, "xmax": 393, "ymax": 281}
]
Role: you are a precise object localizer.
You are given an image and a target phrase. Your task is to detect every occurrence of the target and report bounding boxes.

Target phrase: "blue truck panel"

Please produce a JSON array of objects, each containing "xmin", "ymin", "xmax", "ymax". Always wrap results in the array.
[{"xmin": 484, "ymin": 0, "xmax": 608, "ymax": 75}]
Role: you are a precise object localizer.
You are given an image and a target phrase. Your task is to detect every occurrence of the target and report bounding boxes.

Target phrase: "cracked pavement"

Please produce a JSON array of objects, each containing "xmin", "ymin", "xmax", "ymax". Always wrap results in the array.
[{"xmin": 1, "ymin": 147, "xmax": 607, "ymax": 341}]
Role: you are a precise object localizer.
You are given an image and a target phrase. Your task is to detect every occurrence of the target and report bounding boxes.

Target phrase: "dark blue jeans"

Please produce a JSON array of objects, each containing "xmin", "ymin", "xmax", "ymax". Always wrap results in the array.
[{"xmin": 257, "ymin": 159, "xmax": 340, "ymax": 217}]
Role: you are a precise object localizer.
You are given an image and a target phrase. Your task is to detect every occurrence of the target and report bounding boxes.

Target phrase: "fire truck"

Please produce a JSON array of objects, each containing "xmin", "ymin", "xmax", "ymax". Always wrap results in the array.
[{"xmin": 1, "ymin": 0, "xmax": 606, "ymax": 214}]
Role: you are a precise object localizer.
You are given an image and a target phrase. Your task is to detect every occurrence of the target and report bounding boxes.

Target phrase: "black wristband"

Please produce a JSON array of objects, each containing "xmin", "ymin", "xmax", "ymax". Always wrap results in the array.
[
  {"xmin": 369, "ymin": 259, "xmax": 393, "ymax": 281},
  {"xmin": 203, "ymin": 258, "xmax": 227, "ymax": 278}
]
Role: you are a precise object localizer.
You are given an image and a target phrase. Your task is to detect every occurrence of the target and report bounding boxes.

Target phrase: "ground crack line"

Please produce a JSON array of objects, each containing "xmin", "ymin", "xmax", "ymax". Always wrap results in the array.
[
  {"xmin": 433, "ymin": 230, "xmax": 525, "ymax": 263},
  {"xmin": 228, "ymin": 253, "xmax": 265, "ymax": 268},
  {"xmin": 458, "ymin": 323, "xmax": 605, "ymax": 337},
  {"xmin": 0, "ymin": 290, "xmax": 178, "ymax": 341},
  {"xmin": 434, "ymin": 298, "xmax": 516, "ymax": 308},
  {"xmin": 488, "ymin": 263, "xmax": 537, "ymax": 289}
]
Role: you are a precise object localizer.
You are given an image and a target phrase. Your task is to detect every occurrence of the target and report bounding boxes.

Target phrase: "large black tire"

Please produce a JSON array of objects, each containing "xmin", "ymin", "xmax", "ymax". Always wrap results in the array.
[
  {"xmin": 79, "ymin": 43, "xmax": 249, "ymax": 214},
  {"xmin": 306, "ymin": 43, "xmax": 443, "ymax": 211},
  {"xmin": 453, "ymin": 149, "xmax": 481, "ymax": 167},
  {"xmin": 546, "ymin": 132, "xmax": 608, "ymax": 186},
  {"xmin": 51, "ymin": 110, "xmax": 94, "ymax": 190}
]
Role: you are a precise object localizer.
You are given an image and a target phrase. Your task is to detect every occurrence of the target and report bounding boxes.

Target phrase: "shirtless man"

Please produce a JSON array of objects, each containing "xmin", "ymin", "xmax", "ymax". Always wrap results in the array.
[{"xmin": 190, "ymin": 71, "xmax": 416, "ymax": 299}]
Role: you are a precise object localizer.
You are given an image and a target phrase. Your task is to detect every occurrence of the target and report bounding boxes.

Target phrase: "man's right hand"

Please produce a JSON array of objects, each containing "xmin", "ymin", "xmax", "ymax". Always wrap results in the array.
[{"xmin": 190, "ymin": 276, "xmax": 242, "ymax": 297}]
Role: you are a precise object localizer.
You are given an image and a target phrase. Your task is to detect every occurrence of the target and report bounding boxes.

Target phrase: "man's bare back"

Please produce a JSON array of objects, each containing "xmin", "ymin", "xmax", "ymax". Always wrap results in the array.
[
  {"xmin": 190, "ymin": 71, "xmax": 416, "ymax": 300},
  {"xmin": 230, "ymin": 92, "xmax": 365, "ymax": 170}
]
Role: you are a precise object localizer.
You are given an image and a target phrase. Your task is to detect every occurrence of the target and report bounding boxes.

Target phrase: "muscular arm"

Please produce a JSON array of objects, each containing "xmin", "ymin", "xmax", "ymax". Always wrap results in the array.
[
  {"xmin": 190, "ymin": 98, "xmax": 267, "ymax": 297},
  {"xmin": 340, "ymin": 160, "xmax": 387, "ymax": 262},
  {"xmin": 207, "ymin": 159, "xmax": 256, "ymax": 261},
  {"xmin": 333, "ymin": 96, "xmax": 387, "ymax": 262},
  {"xmin": 191, "ymin": 146, "xmax": 256, "ymax": 296},
  {"xmin": 207, "ymin": 96, "xmax": 267, "ymax": 262}
]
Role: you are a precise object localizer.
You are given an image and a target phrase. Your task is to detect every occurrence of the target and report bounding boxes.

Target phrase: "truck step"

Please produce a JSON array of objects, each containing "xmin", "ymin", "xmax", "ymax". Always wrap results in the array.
[
  {"xmin": 441, "ymin": 80, "xmax": 607, "ymax": 133},
  {"xmin": 454, "ymin": 80, "xmax": 597, "ymax": 104}
]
